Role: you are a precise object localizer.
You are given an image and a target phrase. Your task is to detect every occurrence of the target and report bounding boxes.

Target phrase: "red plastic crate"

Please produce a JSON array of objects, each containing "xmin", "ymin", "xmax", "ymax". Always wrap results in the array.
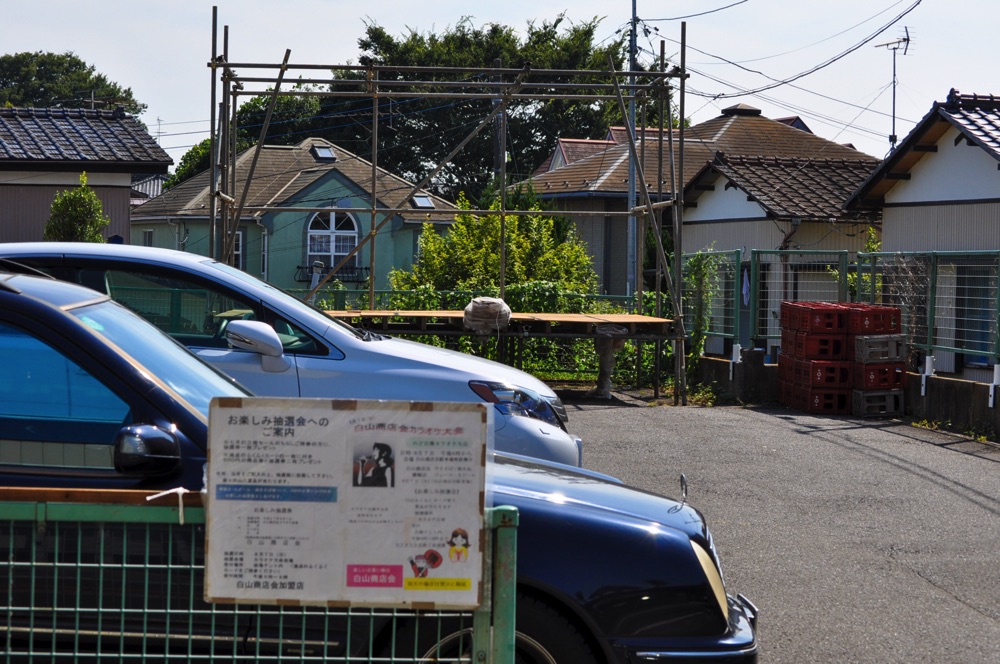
[
  {"xmin": 801, "ymin": 388, "xmax": 851, "ymax": 414},
  {"xmin": 844, "ymin": 303, "xmax": 901, "ymax": 335},
  {"xmin": 777, "ymin": 352, "xmax": 796, "ymax": 384},
  {"xmin": 795, "ymin": 302, "xmax": 848, "ymax": 334},
  {"xmin": 853, "ymin": 362, "xmax": 906, "ymax": 390},
  {"xmin": 780, "ymin": 301, "xmax": 800, "ymax": 331},
  {"xmin": 794, "ymin": 358, "xmax": 853, "ymax": 388},
  {"xmin": 794, "ymin": 331, "xmax": 847, "ymax": 360},
  {"xmin": 777, "ymin": 378, "xmax": 799, "ymax": 409},
  {"xmin": 780, "ymin": 329, "xmax": 797, "ymax": 356}
]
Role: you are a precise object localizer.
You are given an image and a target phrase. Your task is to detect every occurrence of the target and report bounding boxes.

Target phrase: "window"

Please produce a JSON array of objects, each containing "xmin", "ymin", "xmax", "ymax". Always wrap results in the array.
[
  {"xmin": 0, "ymin": 322, "xmax": 128, "ymax": 470},
  {"xmin": 142, "ymin": 229, "xmax": 154, "ymax": 247},
  {"xmin": 261, "ymin": 233, "xmax": 269, "ymax": 280},
  {"xmin": 412, "ymin": 194, "xmax": 435, "ymax": 209},
  {"xmin": 232, "ymin": 230, "xmax": 244, "ymax": 271},
  {"xmin": 308, "ymin": 211, "xmax": 359, "ymax": 271},
  {"xmin": 101, "ymin": 269, "xmax": 255, "ymax": 349},
  {"xmin": 312, "ymin": 145, "xmax": 337, "ymax": 161}
]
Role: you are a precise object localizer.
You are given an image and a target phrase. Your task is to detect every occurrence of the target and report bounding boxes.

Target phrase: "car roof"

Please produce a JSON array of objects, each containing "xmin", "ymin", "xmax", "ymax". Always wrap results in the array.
[
  {"xmin": 0, "ymin": 241, "xmax": 213, "ymax": 266},
  {"xmin": 0, "ymin": 270, "xmax": 111, "ymax": 309}
]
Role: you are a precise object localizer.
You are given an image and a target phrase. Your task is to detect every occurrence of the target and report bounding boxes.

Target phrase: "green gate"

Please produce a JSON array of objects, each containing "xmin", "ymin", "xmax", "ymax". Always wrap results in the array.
[{"xmin": 0, "ymin": 490, "xmax": 517, "ymax": 663}]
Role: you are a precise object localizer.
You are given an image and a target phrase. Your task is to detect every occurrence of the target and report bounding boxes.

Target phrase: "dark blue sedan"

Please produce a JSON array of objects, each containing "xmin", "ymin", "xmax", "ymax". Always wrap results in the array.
[{"xmin": 0, "ymin": 270, "xmax": 757, "ymax": 662}]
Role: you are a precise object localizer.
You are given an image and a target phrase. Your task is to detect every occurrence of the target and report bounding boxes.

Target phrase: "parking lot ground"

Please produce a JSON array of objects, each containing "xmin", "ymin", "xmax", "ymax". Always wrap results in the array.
[{"xmin": 559, "ymin": 388, "xmax": 1000, "ymax": 664}]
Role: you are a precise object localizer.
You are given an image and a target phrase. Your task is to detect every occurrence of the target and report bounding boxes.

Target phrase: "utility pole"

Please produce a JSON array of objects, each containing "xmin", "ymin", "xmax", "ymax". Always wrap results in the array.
[{"xmin": 627, "ymin": 0, "xmax": 638, "ymax": 297}]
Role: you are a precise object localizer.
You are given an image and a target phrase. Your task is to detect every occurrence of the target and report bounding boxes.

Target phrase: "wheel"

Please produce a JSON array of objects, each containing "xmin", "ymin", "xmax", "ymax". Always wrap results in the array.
[{"xmin": 382, "ymin": 592, "xmax": 601, "ymax": 664}]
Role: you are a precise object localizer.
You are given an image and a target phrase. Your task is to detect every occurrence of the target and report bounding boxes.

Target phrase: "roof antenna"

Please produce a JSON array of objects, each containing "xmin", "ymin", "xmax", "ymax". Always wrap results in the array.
[{"xmin": 875, "ymin": 27, "xmax": 911, "ymax": 152}]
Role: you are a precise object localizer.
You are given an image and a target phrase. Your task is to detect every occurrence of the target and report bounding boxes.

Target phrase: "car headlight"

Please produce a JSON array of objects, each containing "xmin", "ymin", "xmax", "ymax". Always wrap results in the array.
[
  {"xmin": 468, "ymin": 381, "xmax": 565, "ymax": 430},
  {"xmin": 691, "ymin": 539, "xmax": 729, "ymax": 622}
]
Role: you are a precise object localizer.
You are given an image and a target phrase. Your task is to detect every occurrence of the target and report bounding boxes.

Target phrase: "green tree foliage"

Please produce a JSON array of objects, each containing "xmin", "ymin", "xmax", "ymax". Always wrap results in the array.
[
  {"xmin": 44, "ymin": 173, "xmax": 110, "ymax": 242},
  {"xmin": 164, "ymin": 138, "xmax": 211, "ymax": 190},
  {"xmin": 0, "ymin": 51, "xmax": 144, "ymax": 115},
  {"xmin": 389, "ymin": 192, "xmax": 598, "ymax": 297},
  {"xmin": 166, "ymin": 86, "xmax": 320, "ymax": 190},
  {"xmin": 235, "ymin": 83, "xmax": 323, "ymax": 145}
]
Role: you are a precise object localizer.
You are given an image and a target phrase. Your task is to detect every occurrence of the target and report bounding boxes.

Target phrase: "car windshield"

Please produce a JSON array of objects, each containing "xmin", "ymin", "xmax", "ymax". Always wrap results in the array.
[
  {"xmin": 68, "ymin": 299, "xmax": 250, "ymax": 417},
  {"xmin": 204, "ymin": 259, "xmax": 369, "ymax": 339}
]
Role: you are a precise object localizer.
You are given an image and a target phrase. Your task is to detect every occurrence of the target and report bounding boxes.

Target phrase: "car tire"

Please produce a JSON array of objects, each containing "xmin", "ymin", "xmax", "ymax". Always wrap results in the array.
[{"xmin": 383, "ymin": 592, "xmax": 601, "ymax": 664}]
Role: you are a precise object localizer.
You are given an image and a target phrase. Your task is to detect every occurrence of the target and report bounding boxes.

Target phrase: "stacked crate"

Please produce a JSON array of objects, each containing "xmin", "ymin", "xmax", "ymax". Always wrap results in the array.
[
  {"xmin": 777, "ymin": 302, "xmax": 852, "ymax": 415},
  {"xmin": 847, "ymin": 304, "xmax": 906, "ymax": 417}
]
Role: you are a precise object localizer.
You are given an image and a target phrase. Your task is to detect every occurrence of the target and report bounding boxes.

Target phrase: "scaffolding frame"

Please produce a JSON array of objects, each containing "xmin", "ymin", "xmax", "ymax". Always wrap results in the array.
[{"xmin": 206, "ymin": 8, "xmax": 690, "ymax": 399}]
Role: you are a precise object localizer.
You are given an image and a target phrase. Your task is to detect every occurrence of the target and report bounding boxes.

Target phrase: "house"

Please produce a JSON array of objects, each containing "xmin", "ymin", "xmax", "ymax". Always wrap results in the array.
[
  {"xmin": 683, "ymin": 152, "xmax": 880, "ymax": 350},
  {"xmin": 0, "ymin": 107, "xmax": 171, "ymax": 242},
  {"xmin": 847, "ymin": 89, "xmax": 1000, "ymax": 379},
  {"xmin": 130, "ymin": 173, "xmax": 168, "ymax": 207},
  {"xmin": 525, "ymin": 104, "xmax": 879, "ymax": 297},
  {"xmin": 131, "ymin": 137, "xmax": 455, "ymax": 292}
]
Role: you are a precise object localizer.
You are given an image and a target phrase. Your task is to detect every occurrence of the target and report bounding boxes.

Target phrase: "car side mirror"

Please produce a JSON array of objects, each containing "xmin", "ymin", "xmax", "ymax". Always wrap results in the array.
[
  {"xmin": 114, "ymin": 424, "xmax": 182, "ymax": 477},
  {"xmin": 225, "ymin": 320, "xmax": 293, "ymax": 372}
]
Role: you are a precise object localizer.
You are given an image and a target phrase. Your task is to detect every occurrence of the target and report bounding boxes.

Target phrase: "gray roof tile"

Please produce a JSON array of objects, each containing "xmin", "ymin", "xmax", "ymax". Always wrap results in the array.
[
  {"xmin": 526, "ymin": 105, "xmax": 875, "ymax": 198},
  {"xmin": 0, "ymin": 107, "xmax": 171, "ymax": 172},
  {"xmin": 687, "ymin": 154, "xmax": 879, "ymax": 220},
  {"xmin": 133, "ymin": 137, "xmax": 454, "ymax": 222}
]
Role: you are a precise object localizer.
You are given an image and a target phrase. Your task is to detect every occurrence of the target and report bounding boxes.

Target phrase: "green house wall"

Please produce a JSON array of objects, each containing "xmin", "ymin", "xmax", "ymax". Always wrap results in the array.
[{"xmin": 132, "ymin": 171, "xmax": 423, "ymax": 293}]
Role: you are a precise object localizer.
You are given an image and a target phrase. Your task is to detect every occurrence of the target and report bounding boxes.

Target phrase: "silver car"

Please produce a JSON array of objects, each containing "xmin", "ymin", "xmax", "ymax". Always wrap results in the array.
[{"xmin": 0, "ymin": 242, "xmax": 583, "ymax": 466}]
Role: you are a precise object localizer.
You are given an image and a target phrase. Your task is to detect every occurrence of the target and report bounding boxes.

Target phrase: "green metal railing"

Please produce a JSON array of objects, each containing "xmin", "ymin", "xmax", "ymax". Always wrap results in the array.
[
  {"xmin": 857, "ymin": 251, "xmax": 1000, "ymax": 362},
  {"xmin": 748, "ymin": 249, "xmax": 850, "ymax": 342},
  {"xmin": 681, "ymin": 249, "xmax": 741, "ymax": 342},
  {"xmin": 1, "ymin": 496, "xmax": 517, "ymax": 663}
]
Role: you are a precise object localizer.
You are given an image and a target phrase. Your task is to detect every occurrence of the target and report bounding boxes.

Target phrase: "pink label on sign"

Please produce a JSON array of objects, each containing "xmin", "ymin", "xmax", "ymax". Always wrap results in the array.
[{"xmin": 346, "ymin": 564, "xmax": 404, "ymax": 587}]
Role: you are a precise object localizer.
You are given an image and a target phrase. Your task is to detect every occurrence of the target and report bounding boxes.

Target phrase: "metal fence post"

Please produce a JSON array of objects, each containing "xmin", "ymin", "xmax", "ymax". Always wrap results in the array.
[{"xmin": 491, "ymin": 506, "xmax": 519, "ymax": 664}]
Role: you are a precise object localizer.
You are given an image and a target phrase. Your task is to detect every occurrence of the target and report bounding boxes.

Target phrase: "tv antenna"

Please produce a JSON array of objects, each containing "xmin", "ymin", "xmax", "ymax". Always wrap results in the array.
[{"xmin": 875, "ymin": 27, "xmax": 911, "ymax": 152}]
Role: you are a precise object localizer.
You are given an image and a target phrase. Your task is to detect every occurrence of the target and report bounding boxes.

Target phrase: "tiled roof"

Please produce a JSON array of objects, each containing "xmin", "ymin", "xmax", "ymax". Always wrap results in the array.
[
  {"xmin": 133, "ymin": 137, "xmax": 454, "ymax": 222},
  {"xmin": 848, "ymin": 89, "xmax": 1000, "ymax": 208},
  {"xmin": 934, "ymin": 91, "xmax": 1000, "ymax": 159},
  {"xmin": 687, "ymin": 154, "xmax": 879, "ymax": 220},
  {"xmin": 526, "ymin": 105, "xmax": 875, "ymax": 198},
  {"xmin": 528, "ymin": 139, "xmax": 716, "ymax": 198},
  {"xmin": 532, "ymin": 138, "xmax": 614, "ymax": 177},
  {"xmin": 0, "ymin": 107, "xmax": 171, "ymax": 172}
]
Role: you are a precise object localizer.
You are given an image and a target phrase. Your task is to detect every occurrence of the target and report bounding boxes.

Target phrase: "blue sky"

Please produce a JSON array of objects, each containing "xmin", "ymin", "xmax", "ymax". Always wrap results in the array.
[{"xmin": 1, "ymin": 1, "xmax": 984, "ymax": 167}]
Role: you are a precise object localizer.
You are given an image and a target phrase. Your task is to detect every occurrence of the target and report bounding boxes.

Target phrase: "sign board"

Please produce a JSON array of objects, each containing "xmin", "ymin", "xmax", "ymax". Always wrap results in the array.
[{"xmin": 204, "ymin": 397, "xmax": 490, "ymax": 609}]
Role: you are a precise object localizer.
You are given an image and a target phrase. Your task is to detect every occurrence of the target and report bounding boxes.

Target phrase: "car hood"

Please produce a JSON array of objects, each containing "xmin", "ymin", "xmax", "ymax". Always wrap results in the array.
[
  {"xmin": 334, "ymin": 331, "xmax": 558, "ymax": 398},
  {"xmin": 490, "ymin": 454, "xmax": 708, "ymax": 540}
]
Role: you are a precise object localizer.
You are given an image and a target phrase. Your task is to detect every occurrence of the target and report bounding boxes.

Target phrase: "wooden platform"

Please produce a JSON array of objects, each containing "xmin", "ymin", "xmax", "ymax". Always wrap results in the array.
[{"xmin": 326, "ymin": 310, "xmax": 675, "ymax": 340}]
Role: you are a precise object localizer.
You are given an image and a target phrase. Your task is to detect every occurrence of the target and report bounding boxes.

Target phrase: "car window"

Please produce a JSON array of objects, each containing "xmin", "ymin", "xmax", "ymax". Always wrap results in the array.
[
  {"xmin": 94, "ymin": 268, "xmax": 252, "ymax": 349},
  {"xmin": 0, "ymin": 321, "xmax": 128, "ymax": 471},
  {"xmin": 68, "ymin": 299, "xmax": 251, "ymax": 418},
  {"xmin": 72, "ymin": 267, "xmax": 324, "ymax": 356}
]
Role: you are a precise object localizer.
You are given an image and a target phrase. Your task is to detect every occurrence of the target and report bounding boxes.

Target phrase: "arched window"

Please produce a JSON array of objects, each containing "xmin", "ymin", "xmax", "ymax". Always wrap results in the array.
[{"xmin": 307, "ymin": 211, "xmax": 358, "ymax": 270}]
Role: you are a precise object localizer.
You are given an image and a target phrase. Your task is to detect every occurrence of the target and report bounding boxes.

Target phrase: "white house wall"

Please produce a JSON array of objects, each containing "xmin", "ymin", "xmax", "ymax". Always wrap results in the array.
[
  {"xmin": 882, "ymin": 203, "xmax": 1000, "ymax": 251},
  {"xmin": 886, "ymin": 126, "xmax": 1000, "ymax": 204},
  {"xmin": 684, "ymin": 177, "xmax": 765, "ymax": 222}
]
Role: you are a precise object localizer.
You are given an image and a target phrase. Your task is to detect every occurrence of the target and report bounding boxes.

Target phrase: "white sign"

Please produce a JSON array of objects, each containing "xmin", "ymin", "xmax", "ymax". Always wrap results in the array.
[{"xmin": 204, "ymin": 397, "xmax": 490, "ymax": 609}]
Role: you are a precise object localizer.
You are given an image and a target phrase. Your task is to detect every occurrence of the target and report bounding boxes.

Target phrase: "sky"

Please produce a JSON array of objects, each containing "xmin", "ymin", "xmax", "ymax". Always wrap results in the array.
[{"xmin": 1, "ymin": 0, "xmax": 988, "ymax": 169}]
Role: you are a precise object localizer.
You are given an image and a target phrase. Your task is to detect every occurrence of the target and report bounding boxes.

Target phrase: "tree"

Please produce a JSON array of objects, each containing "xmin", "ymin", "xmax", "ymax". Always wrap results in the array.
[
  {"xmin": 0, "ymin": 51, "xmax": 145, "ymax": 116},
  {"xmin": 235, "ymin": 83, "xmax": 322, "ymax": 146},
  {"xmin": 229, "ymin": 16, "xmax": 631, "ymax": 205},
  {"xmin": 44, "ymin": 172, "xmax": 110, "ymax": 242},
  {"xmin": 389, "ymin": 191, "xmax": 598, "ymax": 299},
  {"xmin": 164, "ymin": 138, "xmax": 212, "ymax": 190}
]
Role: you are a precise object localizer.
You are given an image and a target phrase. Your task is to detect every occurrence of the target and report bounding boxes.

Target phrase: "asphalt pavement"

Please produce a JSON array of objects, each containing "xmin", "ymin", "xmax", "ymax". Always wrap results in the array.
[{"xmin": 560, "ymin": 388, "xmax": 1000, "ymax": 664}]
